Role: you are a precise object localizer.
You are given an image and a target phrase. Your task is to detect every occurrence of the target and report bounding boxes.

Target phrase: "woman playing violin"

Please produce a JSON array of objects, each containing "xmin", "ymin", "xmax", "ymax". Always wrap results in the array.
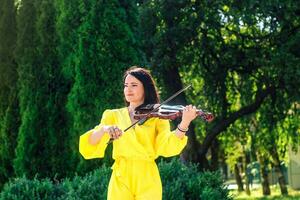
[{"xmin": 79, "ymin": 66, "xmax": 198, "ymax": 200}]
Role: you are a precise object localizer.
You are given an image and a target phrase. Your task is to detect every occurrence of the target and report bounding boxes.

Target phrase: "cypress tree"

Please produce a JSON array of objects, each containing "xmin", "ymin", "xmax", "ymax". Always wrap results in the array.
[
  {"xmin": 56, "ymin": 0, "xmax": 94, "ymax": 174},
  {"xmin": 13, "ymin": 0, "xmax": 43, "ymax": 178},
  {"xmin": 14, "ymin": 0, "xmax": 68, "ymax": 179},
  {"xmin": 55, "ymin": 0, "xmax": 84, "ymax": 85},
  {"xmin": 0, "ymin": 0, "xmax": 18, "ymax": 188},
  {"xmin": 66, "ymin": 0, "xmax": 142, "ymax": 173},
  {"xmin": 34, "ymin": 0, "xmax": 70, "ymax": 178}
]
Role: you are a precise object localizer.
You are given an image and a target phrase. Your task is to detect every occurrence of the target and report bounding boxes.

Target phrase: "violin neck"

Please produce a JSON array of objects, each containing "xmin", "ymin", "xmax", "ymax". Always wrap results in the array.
[
  {"xmin": 161, "ymin": 105, "xmax": 204, "ymax": 113},
  {"xmin": 160, "ymin": 105, "xmax": 185, "ymax": 111}
]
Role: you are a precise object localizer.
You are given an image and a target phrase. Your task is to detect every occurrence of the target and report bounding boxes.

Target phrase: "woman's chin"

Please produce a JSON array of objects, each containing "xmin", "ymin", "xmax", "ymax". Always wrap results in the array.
[{"xmin": 125, "ymin": 97, "xmax": 134, "ymax": 102}]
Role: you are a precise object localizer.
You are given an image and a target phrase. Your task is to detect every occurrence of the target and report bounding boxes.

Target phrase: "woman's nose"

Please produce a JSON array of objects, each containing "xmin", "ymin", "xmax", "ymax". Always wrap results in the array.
[{"xmin": 125, "ymin": 87, "xmax": 132, "ymax": 92}]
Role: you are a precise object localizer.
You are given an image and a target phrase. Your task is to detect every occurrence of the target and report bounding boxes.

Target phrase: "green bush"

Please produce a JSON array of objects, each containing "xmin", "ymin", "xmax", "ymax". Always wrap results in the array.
[
  {"xmin": 159, "ymin": 159, "xmax": 232, "ymax": 200},
  {"xmin": 0, "ymin": 176, "xmax": 63, "ymax": 200},
  {"xmin": 0, "ymin": 159, "xmax": 232, "ymax": 200}
]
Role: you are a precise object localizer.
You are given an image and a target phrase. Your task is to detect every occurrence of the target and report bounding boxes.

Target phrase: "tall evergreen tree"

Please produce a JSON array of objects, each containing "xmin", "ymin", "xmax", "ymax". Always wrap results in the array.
[
  {"xmin": 34, "ymin": 0, "xmax": 71, "ymax": 178},
  {"xmin": 13, "ymin": 0, "xmax": 39, "ymax": 178},
  {"xmin": 0, "ymin": 0, "xmax": 18, "ymax": 188},
  {"xmin": 56, "ymin": 0, "xmax": 97, "ymax": 174},
  {"xmin": 66, "ymin": 0, "xmax": 142, "ymax": 173},
  {"xmin": 55, "ymin": 0, "xmax": 84, "ymax": 86},
  {"xmin": 13, "ymin": 0, "xmax": 68, "ymax": 179}
]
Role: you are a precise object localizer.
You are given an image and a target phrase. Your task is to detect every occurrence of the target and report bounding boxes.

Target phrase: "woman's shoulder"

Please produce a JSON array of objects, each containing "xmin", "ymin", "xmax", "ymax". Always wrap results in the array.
[
  {"xmin": 102, "ymin": 107, "xmax": 127, "ymax": 115},
  {"xmin": 100, "ymin": 108, "xmax": 126, "ymax": 122}
]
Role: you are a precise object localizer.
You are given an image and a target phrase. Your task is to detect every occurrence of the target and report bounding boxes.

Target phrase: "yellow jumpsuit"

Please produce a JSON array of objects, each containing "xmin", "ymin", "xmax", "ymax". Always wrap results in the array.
[{"xmin": 79, "ymin": 108, "xmax": 188, "ymax": 200}]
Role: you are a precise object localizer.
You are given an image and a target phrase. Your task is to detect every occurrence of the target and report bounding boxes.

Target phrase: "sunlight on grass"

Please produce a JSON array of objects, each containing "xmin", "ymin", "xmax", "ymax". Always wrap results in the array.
[{"xmin": 230, "ymin": 185, "xmax": 300, "ymax": 200}]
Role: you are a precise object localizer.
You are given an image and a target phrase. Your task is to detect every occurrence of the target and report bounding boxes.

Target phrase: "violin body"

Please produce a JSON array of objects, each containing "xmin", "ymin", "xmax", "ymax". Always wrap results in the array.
[{"xmin": 134, "ymin": 104, "xmax": 214, "ymax": 122}]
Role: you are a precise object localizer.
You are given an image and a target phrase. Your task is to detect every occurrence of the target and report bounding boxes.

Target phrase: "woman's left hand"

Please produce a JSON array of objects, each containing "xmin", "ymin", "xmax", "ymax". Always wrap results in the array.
[
  {"xmin": 175, "ymin": 105, "xmax": 197, "ymax": 138},
  {"xmin": 181, "ymin": 105, "xmax": 197, "ymax": 124}
]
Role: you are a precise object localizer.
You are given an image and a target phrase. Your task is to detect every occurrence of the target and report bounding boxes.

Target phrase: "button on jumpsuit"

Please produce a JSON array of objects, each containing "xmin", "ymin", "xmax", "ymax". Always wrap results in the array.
[{"xmin": 79, "ymin": 108, "xmax": 188, "ymax": 200}]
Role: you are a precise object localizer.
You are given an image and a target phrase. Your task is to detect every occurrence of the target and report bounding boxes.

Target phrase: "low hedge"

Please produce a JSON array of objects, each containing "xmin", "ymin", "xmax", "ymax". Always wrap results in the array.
[{"xmin": 0, "ymin": 159, "xmax": 232, "ymax": 200}]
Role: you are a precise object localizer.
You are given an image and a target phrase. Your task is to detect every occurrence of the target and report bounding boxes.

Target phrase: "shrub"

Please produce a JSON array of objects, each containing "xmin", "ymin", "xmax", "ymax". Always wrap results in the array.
[
  {"xmin": 0, "ymin": 176, "xmax": 63, "ymax": 200},
  {"xmin": 0, "ymin": 159, "xmax": 232, "ymax": 200},
  {"xmin": 0, "ymin": 166, "xmax": 111, "ymax": 200},
  {"xmin": 159, "ymin": 159, "xmax": 232, "ymax": 200}
]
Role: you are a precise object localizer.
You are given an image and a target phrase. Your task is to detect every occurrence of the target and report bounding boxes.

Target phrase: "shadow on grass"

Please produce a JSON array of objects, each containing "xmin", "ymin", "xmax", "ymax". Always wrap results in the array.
[
  {"xmin": 230, "ymin": 186, "xmax": 300, "ymax": 200},
  {"xmin": 237, "ymin": 195, "xmax": 300, "ymax": 200}
]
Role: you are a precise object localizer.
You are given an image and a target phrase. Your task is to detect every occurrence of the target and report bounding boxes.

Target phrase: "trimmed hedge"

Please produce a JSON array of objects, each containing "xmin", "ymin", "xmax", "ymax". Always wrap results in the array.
[{"xmin": 0, "ymin": 159, "xmax": 232, "ymax": 200}]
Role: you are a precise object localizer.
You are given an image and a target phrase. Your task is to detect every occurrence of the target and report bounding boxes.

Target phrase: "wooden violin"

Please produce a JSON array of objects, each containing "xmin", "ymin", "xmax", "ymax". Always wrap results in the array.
[
  {"xmin": 108, "ymin": 85, "xmax": 214, "ymax": 144},
  {"xmin": 134, "ymin": 104, "xmax": 214, "ymax": 122}
]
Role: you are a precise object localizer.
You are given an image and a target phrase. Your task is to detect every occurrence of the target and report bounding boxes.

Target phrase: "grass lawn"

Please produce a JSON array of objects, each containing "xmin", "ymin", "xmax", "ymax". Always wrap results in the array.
[{"xmin": 230, "ymin": 185, "xmax": 300, "ymax": 200}]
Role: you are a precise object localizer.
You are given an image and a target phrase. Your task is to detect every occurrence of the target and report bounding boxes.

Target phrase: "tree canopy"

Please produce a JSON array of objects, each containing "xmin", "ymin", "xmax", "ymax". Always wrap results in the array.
[{"xmin": 0, "ymin": 0, "xmax": 299, "ymax": 195}]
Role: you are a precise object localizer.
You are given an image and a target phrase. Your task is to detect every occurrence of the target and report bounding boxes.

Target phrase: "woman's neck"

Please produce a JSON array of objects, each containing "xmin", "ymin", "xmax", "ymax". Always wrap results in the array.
[{"xmin": 128, "ymin": 102, "xmax": 143, "ymax": 112}]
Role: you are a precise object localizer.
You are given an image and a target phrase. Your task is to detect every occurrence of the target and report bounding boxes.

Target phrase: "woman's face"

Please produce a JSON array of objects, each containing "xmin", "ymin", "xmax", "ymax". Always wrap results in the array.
[{"xmin": 124, "ymin": 74, "xmax": 145, "ymax": 105}]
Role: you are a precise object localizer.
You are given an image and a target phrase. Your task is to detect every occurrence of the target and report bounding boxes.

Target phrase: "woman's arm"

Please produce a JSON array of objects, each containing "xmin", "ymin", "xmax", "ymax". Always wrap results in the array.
[
  {"xmin": 175, "ymin": 105, "xmax": 197, "ymax": 139},
  {"xmin": 79, "ymin": 109, "xmax": 118, "ymax": 159},
  {"xmin": 88, "ymin": 125, "xmax": 122, "ymax": 145},
  {"xmin": 175, "ymin": 120, "xmax": 190, "ymax": 139},
  {"xmin": 88, "ymin": 127, "xmax": 106, "ymax": 145}
]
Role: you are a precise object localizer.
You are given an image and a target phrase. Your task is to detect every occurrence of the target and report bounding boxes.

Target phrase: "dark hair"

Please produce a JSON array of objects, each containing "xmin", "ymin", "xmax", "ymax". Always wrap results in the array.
[{"xmin": 123, "ymin": 66, "xmax": 160, "ymax": 107}]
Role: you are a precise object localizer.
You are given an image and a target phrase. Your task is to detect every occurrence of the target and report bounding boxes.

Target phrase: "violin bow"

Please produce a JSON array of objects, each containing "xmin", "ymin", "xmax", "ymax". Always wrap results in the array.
[{"xmin": 107, "ymin": 85, "xmax": 191, "ymax": 144}]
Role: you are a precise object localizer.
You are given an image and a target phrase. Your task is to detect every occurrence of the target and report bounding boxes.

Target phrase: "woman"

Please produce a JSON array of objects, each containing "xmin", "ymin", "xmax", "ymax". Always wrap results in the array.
[{"xmin": 79, "ymin": 67, "xmax": 197, "ymax": 200}]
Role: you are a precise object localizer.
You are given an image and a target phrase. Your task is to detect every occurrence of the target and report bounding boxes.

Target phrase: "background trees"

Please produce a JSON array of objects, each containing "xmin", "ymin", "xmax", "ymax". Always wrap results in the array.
[
  {"xmin": 0, "ymin": 0, "xmax": 299, "ymax": 196},
  {"xmin": 139, "ymin": 0, "xmax": 299, "ymax": 195},
  {"xmin": 0, "ymin": 0, "xmax": 18, "ymax": 189},
  {"xmin": 64, "ymin": 0, "xmax": 142, "ymax": 173},
  {"xmin": 13, "ymin": 0, "xmax": 68, "ymax": 180}
]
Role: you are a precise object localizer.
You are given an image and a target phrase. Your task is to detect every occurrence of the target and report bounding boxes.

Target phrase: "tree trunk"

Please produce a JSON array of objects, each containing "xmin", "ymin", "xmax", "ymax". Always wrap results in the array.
[
  {"xmin": 270, "ymin": 148, "xmax": 288, "ymax": 195},
  {"xmin": 210, "ymin": 139, "xmax": 219, "ymax": 171},
  {"xmin": 219, "ymin": 149, "xmax": 228, "ymax": 180},
  {"xmin": 257, "ymin": 153, "xmax": 271, "ymax": 195},
  {"xmin": 234, "ymin": 163, "xmax": 244, "ymax": 192},
  {"xmin": 196, "ymin": 86, "xmax": 276, "ymax": 170},
  {"xmin": 244, "ymin": 152, "xmax": 251, "ymax": 195},
  {"xmin": 158, "ymin": 62, "xmax": 276, "ymax": 171},
  {"xmin": 156, "ymin": 65, "xmax": 209, "ymax": 167}
]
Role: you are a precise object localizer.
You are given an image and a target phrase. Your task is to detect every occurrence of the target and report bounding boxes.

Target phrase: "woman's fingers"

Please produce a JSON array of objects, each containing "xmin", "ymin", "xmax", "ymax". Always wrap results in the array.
[
  {"xmin": 108, "ymin": 127, "xmax": 115, "ymax": 139},
  {"xmin": 108, "ymin": 126, "xmax": 123, "ymax": 139},
  {"xmin": 183, "ymin": 105, "xmax": 197, "ymax": 121},
  {"xmin": 113, "ymin": 126, "xmax": 123, "ymax": 138}
]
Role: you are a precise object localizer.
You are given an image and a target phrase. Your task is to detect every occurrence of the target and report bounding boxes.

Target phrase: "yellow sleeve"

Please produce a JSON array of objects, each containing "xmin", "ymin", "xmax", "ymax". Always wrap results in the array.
[
  {"xmin": 79, "ymin": 110, "xmax": 114, "ymax": 159},
  {"xmin": 155, "ymin": 119, "xmax": 188, "ymax": 157}
]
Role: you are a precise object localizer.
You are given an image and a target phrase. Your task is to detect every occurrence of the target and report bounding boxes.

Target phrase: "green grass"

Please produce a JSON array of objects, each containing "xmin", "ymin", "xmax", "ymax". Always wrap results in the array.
[{"xmin": 230, "ymin": 185, "xmax": 300, "ymax": 200}]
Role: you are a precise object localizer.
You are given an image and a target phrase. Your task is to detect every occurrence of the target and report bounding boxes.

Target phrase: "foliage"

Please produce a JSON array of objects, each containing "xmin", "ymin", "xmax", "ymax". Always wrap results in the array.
[
  {"xmin": 62, "ymin": 0, "xmax": 142, "ymax": 173},
  {"xmin": 12, "ymin": 0, "xmax": 40, "ymax": 179},
  {"xmin": 0, "ymin": 0, "xmax": 299, "ymax": 195},
  {"xmin": 0, "ymin": 0, "xmax": 18, "ymax": 188},
  {"xmin": 140, "ymin": 0, "xmax": 300, "ymax": 170},
  {"xmin": 160, "ymin": 159, "xmax": 232, "ymax": 200},
  {"xmin": 0, "ymin": 159, "xmax": 232, "ymax": 200},
  {"xmin": 13, "ymin": 0, "xmax": 71, "ymax": 180}
]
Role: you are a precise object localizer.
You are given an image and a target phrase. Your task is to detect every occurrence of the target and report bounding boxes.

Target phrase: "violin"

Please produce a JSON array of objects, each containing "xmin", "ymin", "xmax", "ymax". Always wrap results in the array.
[
  {"xmin": 108, "ymin": 85, "xmax": 214, "ymax": 144},
  {"xmin": 134, "ymin": 104, "xmax": 214, "ymax": 122}
]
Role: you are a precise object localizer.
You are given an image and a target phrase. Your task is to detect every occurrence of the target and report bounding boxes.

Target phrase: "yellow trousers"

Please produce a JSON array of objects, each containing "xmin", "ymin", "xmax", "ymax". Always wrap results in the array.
[{"xmin": 107, "ymin": 158, "xmax": 162, "ymax": 200}]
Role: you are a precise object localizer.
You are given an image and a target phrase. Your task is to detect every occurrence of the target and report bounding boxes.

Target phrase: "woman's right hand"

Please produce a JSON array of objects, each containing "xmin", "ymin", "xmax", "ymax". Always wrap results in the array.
[{"xmin": 103, "ymin": 125, "xmax": 123, "ymax": 140}]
